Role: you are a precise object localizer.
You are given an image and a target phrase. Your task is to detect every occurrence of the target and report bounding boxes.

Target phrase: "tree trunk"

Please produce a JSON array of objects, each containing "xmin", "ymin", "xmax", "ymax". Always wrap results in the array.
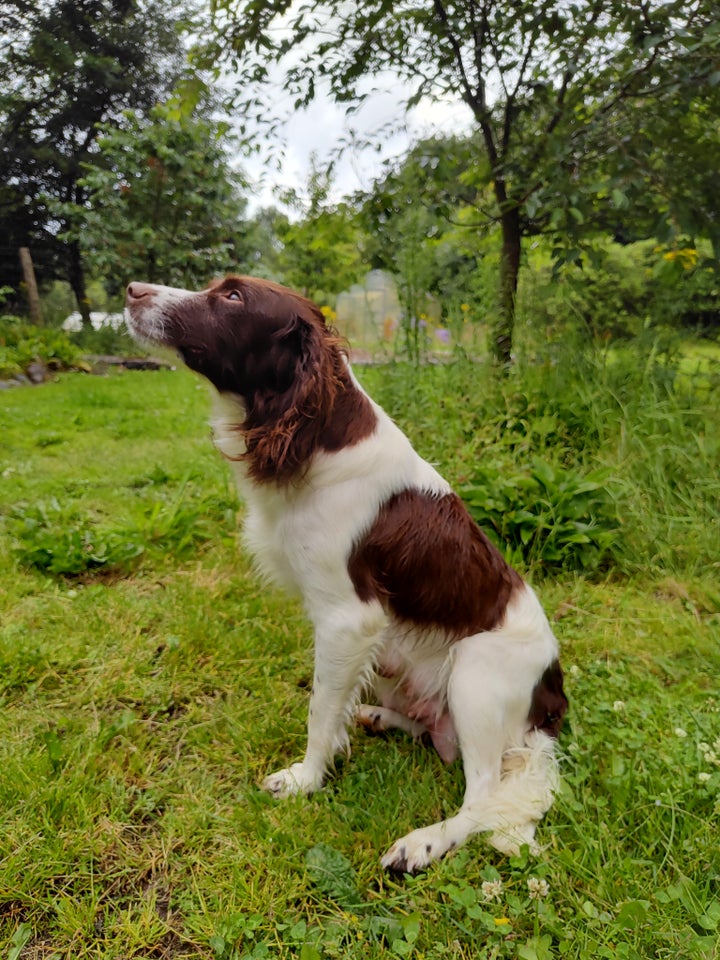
[
  {"xmin": 493, "ymin": 207, "xmax": 522, "ymax": 367},
  {"xmin": 19, "ymin": 247, "xmax": 43, "ymax": 324},
  {"xmin": 67, "ymin": 239, "xmax": 91, "ymax": 328}
]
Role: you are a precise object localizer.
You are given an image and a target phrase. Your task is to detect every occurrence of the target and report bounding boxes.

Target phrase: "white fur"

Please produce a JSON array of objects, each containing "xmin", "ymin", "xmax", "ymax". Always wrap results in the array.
[{"xmin": 124, "ymin": 283, "xmax": 198, "ymax": 344}]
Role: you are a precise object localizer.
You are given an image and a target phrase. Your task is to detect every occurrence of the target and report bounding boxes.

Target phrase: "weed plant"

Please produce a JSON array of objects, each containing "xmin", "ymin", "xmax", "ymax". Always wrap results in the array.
[
  {"xmin": 0, "ymin": 315, "xmax": 81, "ymax": 378},
  {"xmin": 0, "ymin": 341, "xmax": 718, "ymax": 959}
]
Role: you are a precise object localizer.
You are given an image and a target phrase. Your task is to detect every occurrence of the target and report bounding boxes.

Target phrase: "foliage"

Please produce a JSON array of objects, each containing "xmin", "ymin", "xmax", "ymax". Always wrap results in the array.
[
  {"xmin": 0, "ymin": 314, "xmax": 80, "ymax": 377},
  {"xmin": 591, "ymin": 66, "xmax": 720, "ymax": 259},
  {"xmin": 9, "ymin": 499, "xmax": 146, "ymax": 575},
  {"xmin": 206, "ymin": 0, "xmax": 720, "ymax": 364},
  {"xmin": 359, "ymin": 137, "xmax": 501, "ymax": 360},
  {"xmin": 274, "ymin": 165, "xmax": 366, "ymax": 302},
  {"xmin": 650, "ymin": 247, "xmax": 720, "ymax": 334},
  {"xmin": 519, "ymin": 240, "xmax": 720, "ymax": 343},
  {"xmin": 461, "ymin": 461, "xmax": 619, "ymax": 574},
  {"xmin": 0, "ymin": 362, "xmax": 718, "ymax": 958},
  {"xmin": 358, "ymin": 340, "xmax": 719, "ymax": 577},
  {"xmin": 0, "ymin": 0, "xmax": 188, "ymax": 314},
  {"xmin": 74, "ymin": 102, "xmax": 247, "ymax": 290},
  {"xmin": 9, "ymin": 471, "xmax": 239, "ymax": 577}
]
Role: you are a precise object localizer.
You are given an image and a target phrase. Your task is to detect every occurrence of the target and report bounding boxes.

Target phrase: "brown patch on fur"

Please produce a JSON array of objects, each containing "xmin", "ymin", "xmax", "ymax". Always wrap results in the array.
[
  {"xmin": 348, "ymin": 489, "xmax": 523, "ymax": 637},
  {"xmin": 240, "ymin": 299, "xmax": 377, "ymax": 484},
  {"xmin": 528, "ymin": 660, "xmax": 568, "ymax": 738}
]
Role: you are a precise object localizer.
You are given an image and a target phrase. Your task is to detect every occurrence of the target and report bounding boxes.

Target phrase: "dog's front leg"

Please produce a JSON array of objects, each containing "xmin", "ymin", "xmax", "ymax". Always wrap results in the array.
[{"xmin": 263, "ymin": 600, "xmax": 386, "ymax": 798}]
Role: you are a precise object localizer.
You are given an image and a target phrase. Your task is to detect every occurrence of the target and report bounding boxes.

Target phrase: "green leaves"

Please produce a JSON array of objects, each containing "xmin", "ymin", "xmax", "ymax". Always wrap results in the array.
[
  {"xmin": 461, "ymin": 460, "xmax": 620, "ymax": 575},
  {"xmin": 8, "ymin": 476, "xmax": 238, "ymax": 578},
  {"xmin": 0, "ymin": 0, "xmax": 187, "ymax": 295},
  {"xmin": 76, "ymin": 101, "xmax": 247, "ymax": 288},
  {"xmin": 305, "ymin": 843, "xmax": 361, "ymax": 908}
]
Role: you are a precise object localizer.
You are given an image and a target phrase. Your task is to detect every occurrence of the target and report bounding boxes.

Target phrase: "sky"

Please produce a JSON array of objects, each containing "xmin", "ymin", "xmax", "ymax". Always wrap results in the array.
[{"xmin": 236, "ymin": 75, "xmax": 475, "ymax": 213}]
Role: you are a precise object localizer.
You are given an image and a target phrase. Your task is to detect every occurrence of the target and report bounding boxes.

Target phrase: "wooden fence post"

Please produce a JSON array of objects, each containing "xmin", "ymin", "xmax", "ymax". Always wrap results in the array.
[{"xmin": 19, "ymin": 246, "xmax": 43, "ymax": 324}]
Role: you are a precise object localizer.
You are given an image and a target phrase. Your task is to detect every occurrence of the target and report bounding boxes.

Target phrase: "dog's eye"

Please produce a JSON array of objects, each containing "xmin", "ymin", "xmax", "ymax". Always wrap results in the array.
[{"xmin": 226, "ymin": 290, "xmax": 242, "ymax": 302}]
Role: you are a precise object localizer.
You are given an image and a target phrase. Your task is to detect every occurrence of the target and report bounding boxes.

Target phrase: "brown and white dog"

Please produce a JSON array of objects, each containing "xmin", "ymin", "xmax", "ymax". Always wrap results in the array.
[{"xmin": 125, "ymin": 275, "xmax": 567, "ymax": 873}]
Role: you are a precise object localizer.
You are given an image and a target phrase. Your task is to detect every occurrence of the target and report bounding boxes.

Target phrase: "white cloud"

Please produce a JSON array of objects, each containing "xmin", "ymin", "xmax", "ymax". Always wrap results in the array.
[{"xmin": 239, "ymin": 77, "xmax": 474, "ymax": 213}]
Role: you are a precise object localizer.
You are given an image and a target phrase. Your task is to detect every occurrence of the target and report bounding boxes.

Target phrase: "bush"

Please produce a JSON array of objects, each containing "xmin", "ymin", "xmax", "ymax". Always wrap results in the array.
[
  {"xmin": 0, "ymin": 315, "xmax": 81, "ymax": 378},
  {"xmin": 69, "ymin": 320, "xmax": 138, "ymax": 357},
  {"xmin": 519, "ymin": 239, "xmax": 720, "ymax": 343},
  {"xmin": 519, "ymin": 241, "xmax": 653, "ymax": 342},
  {"xmin": 8, "ymin": 500, "xmax": 145, "ymax": 576},
  {"xmin": 460, "ymin": 459, "xmax": 620, "ymax": 575},
  {"xmin": 650, "ymin": 248, "xmax": 720, "ymax": 336},
  {"xmin": 9, "ymin": 481, "xmax": 238, "ymax": 578}
]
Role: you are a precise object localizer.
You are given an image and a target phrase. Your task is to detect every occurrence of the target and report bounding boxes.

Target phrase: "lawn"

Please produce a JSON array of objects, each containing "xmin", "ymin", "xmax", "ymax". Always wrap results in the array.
[{"xmin": 1, "ymin": 354, "xmax": 718, "ymax": 960}]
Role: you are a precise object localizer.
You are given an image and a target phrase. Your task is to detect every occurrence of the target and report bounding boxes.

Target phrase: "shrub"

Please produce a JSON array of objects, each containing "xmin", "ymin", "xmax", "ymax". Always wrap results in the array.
[
  {"xmin": 69, "ymin": 318, "xmax": 138, "ymax": 357},
  {"xmin": 519, "ymin": 239, "xmax": 720, "ymax": 344},
  {"xmin": 8, "ymin": 500, "xmax": 145, "ymax": 576},
  {"xmin": 460, "ymin": 459, "xmax": 621, "ymax": 575},
  {"xmin": 519, "ymin": 241, "xmax": 653, "ymax": 342},
  {"xmin": 9, "ymin": 481, "xmax": 238, "ymax": 578},
  {"xmin": 650, "ymin": 248, "xmax": 720, "ymax": 336},
  {"xmin": 0, "ymin": 315, "xmax": 81, "ymax": 378}
]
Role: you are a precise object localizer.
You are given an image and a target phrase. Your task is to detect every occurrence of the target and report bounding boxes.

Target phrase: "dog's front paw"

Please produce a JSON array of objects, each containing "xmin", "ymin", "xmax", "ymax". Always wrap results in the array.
[
  {"xmin": 381, "ymin": 825, "xmax": 455, "ymax": 874},
  {"xmin": 262, "ymin": 763, "xmax": 322, "ymax": 798}
]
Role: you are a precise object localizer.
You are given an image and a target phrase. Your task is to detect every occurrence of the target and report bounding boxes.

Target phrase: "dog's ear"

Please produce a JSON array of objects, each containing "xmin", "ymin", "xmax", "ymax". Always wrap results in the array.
[{"xmin": 243, "ymin": 305, "xmax": 346, "ymax": 484}]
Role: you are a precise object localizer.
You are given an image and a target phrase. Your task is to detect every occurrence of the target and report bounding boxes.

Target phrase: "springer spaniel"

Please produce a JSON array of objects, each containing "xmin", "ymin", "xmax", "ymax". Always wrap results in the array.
[{"xmin": 125, "ymin": 276, "xmax": 568, "ymax": 873}]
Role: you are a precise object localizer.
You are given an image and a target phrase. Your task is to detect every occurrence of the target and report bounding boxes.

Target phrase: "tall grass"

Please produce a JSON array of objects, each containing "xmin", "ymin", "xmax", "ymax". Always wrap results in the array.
[{"xmin": 358, "ymin": 336, "xmax": 719, "ymax": 580}]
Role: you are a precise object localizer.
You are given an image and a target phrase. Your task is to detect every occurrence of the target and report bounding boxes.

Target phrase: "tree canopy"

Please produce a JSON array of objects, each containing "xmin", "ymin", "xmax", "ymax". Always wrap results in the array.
[
  {"xmin": 73, "ymin": 103, "xmax": 248, "ymax": 291},
  {"xmin": 0, "ymin": 0, "xmax": 187, "ymax": 319},
  {"xmin": 207, "ymin": 0, "xmax": 720, "ymax": 362}
]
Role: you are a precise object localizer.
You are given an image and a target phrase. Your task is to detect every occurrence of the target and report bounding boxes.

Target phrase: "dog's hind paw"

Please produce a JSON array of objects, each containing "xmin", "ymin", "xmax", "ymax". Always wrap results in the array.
[
  {"xmin": 262, "ymin": 762, "xmax": 321, "ymax": 798},
  {"xmin": 381, "ymin": 825, "xmax": 457, "ymax": 874}
]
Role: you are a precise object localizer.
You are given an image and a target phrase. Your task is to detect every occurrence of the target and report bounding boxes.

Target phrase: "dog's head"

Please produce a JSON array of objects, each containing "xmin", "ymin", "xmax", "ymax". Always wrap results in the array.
[
  {"xmin": 125, "ymin": 275, "xmax": 330, "ymax": 398},
  {"xmin": 125, "ymin": 275, "xmax": 374, "ymax": 483}
]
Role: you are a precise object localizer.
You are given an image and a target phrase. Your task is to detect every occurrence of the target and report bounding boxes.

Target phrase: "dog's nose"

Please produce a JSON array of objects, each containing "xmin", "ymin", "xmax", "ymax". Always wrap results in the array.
[{"xmin": 126, "ymin": 282, "xmax": 156, "ymax": 301}]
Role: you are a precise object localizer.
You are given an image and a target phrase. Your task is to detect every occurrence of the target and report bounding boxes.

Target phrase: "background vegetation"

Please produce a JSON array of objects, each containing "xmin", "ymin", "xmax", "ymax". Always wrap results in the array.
[{"xmin": 1, "ymin": 1, "xmax": 719, "ymax": 957}]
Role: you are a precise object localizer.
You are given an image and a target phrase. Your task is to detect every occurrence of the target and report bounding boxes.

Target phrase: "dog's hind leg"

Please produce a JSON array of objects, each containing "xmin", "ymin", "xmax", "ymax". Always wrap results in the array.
[
  {"xmin": 263, "ymin": 597, "xmax": 387, "ymax": 798},
  {"xmin": 356, "ymin": 675, "xmax": 427, "ymax": 738},
  {"xmin": 381, "ymin": 621, "xmax": 559, "ymax": 873},
  {"xmin": 356, "ymin": 704, "xmax": 427, "ymax": 738}
]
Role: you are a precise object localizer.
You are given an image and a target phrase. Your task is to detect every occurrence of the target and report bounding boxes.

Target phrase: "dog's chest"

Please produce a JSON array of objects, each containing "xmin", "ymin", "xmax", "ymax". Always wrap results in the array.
[
  {"xmin": 240, "ymin": 483, "xmax": 365, "ymax": 597},
  {"xmin": 242, "ymin": 495, "xmax": 304, "ymax": 591}
]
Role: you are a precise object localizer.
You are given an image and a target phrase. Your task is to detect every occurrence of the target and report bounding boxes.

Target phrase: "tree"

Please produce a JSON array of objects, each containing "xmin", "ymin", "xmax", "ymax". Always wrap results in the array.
[
  {"xmin": 0, "ymin": 0, "xmax": 187, "ymax": 321},
  {"xmin": 274, "ymin": 164, "xmax": 366, "ymax": 303},
  {"xmin": 205, "ymin": 0, "xmax": 720, "ymax": 364},
  {"xmin": 594, "ymin": 85, "xmax": 720, "ymax": 260},
  {"xmin": 74, "ymin": 103, "xmax": 247, "ymax": 291},
  {"xmin": 361, "ymin": 135, "xmax": 488, "ymax": 351}
]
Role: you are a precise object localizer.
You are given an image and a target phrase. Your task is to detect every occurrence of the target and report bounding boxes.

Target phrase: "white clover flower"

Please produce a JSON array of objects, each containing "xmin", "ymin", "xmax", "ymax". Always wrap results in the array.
[
  {"xmin": 527, "ymin": 877, "xmax": 550, "ymax": 900},
  {"xmin": 481, "ymin": 879, "xmax": 504, "ymax": 902},
  {"xmin": 674, "ymin": 728, "xmax": 688, "ymax": 738},
  {"xmin": 569, "ymin": 664, "xmax": 581, "ymax": 676},
  {"xmin": 698, "ymin": 742, "xmax": 710, "ymax": 752},
  {"xmin": 613, "ymin": 700, "xmax": 626, "ymax": 712},
  {"xmin": 697, "ymin": 772, "xmax": 711, "ymax": 784},
  {"xmin": 703, "ymin": 749, "xmax": 719, "ymax": 766}
]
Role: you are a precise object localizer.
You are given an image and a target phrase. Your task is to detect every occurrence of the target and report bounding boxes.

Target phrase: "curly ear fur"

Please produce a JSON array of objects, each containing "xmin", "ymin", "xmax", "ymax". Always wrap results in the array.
[{"xmin": 242, "ymin": 308, "xmax": 351, "ymax": 485}]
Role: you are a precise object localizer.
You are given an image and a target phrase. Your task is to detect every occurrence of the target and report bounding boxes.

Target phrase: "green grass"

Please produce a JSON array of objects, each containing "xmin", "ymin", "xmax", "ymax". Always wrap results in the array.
[{"xmin": 1, "ymin": 355, "xmax": 719, "ymax": 959}]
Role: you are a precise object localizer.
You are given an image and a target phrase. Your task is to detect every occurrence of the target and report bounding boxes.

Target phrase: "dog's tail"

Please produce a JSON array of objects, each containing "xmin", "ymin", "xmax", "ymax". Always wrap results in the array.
[{"xmin": 479, "ymin": 730, "xmax": 561, "ymax": 855}]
